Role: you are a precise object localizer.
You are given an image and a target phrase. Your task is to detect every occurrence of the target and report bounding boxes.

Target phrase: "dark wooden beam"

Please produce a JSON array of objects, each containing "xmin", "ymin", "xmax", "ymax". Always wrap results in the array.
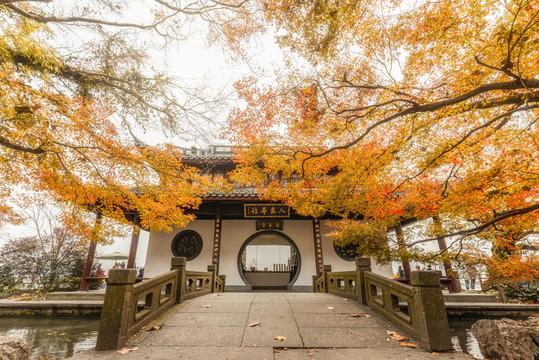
[
  {"xmin": 127, "ymin": 215, "xmax": 141, "ymax": 269},
  {"xmin": 79, "ymin": 212, "xmax": 102, "ymax": 291},
  {"xmin": 396, "ymin": 223, "xmax": 411, "ymax": 279}
]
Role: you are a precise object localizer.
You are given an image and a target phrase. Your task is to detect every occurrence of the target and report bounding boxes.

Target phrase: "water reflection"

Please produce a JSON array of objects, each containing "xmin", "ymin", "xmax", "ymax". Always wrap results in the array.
[
  {"xmin": 449, "ymin": 319, "xmax": 483, "ymax": 359},
  {"xmin": 0, "ymin": 317, "xmax": 100, "ymax": 360}
]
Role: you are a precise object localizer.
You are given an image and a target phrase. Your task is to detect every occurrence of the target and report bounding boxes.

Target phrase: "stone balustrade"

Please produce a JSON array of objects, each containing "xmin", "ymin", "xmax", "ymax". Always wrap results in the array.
[
  {"xmin": 96, "ymin": 257, "xmax": 225, "ymax": 350},
  {"xmin": 313, "ymin": 257, "xmax": 453, "ymax": 352}
]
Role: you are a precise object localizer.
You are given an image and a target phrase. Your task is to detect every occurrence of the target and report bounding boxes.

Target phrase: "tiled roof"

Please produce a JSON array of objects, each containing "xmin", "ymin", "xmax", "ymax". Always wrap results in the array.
[
  {"xmin": 182, "ymin": 154, "xmax": 233, "ymax": 161},
  {"xmin": 204, "ymin": 188, "xmax": 260, "ymax": 199}
]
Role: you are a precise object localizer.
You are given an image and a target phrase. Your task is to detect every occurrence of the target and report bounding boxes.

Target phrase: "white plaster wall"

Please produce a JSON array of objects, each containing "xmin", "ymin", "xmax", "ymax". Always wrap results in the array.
[
  {"xmin": 144, "ymin": 220, "xmax": 214, "ymax": 278},
  {"xmin": 145, "ymin": 218, "xmax": 391, "ymax": 285},
  {"xmin": 320, "ymin": 221, "xmax": 393, "ymax": 278},
  {"xmin": 219, "ymin": 219, "xmax": 317, "ymax": 287}
]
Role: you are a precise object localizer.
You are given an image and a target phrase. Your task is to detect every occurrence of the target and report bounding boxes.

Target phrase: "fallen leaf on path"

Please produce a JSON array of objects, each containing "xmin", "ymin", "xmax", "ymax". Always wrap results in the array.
[
  {"xmin": 400, "ymin": 342, "xmax": 418, "ymax": 348},
  {"xmin": 143, "ymin": 324, "xmax": 163, "ymax": 331},
  {"xmin": 248, "ymin": 321, "xmax": 261, "ymax": 327},
  {"xmin": 431, "ymin": 352, "xmax": 440, "ymax": 356},
  {"xmin": 327, "ymin": 306, "xmax": 335, "ymax": 310},
  {"xmin": 349, "ymin": 313, "xmax": 362, "ymax": 317},
  {"xmin": 200, "ymin": 305, "xmax": 212, "ymax": 308},
  {"xmin": 117, "ymin": 346, "xmax": 139, "ymax": 354},
  {"xmin": 343, "ymin": 298, "xmax": 353, "ymax": 301},
  {"xmin": 386, "ymin": 338, "xmax": 391, "ymax": 342},
  {"xmin": 364, "ymin": 314, "xmax": 372, "ymax": 318},
  {"xmin": 386, "ymin": 330, "xmax": 407, "ymax": 341},
  {"xmin": 274, "ymin": 336, "xmax": 287, "ymax": 342}
]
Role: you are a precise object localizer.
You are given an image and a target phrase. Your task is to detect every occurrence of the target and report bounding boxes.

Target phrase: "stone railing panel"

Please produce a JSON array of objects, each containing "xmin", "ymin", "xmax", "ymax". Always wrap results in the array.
[
  {"xmin": 128, "ymin": 270, "xmax": 178, "ymax": 335},
  {"xmin": 326, "ymin": 271, "xmax": 358, "ymax": 299},
  {"xmin": 364, "ymin": 271, "xmax": 418, "ymax": 338},
  {"xmin": 313, "ymin": 257, "xmax": 453, "ymax": 352},
  {"xmin": 96, "ymin": 257, "xmax": 224, "ymax": 351},
  {"xmin": 184, "ymin": 270, "xmax": 213, "ymax": 300},
  {"xmin": 215, "ymin": 275, "xmax": 226, "ymax": 292}
]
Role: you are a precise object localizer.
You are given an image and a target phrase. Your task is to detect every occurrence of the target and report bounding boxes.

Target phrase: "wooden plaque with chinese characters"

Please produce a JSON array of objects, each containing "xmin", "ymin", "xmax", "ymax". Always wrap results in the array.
[
  {"xmin": 256, "ymin": 220, "xmax": 283, "ymax": 230},
  {"xmin": 244, "ymin": 204, "xmax": 290, "ymax": 218}
]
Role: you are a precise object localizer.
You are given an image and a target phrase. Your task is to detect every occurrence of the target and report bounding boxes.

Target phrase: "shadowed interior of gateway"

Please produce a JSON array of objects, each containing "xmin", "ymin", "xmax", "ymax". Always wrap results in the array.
[{"xmin": 240, "ymin": 233, "xmax": 299, "ymax": 289}]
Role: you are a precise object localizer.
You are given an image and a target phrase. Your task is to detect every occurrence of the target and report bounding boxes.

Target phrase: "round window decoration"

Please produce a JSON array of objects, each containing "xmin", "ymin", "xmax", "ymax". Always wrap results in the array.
[
  {"xmin": 333, "ymin": 241, "xmax": 360, "ymax": 261},
  {"xmin": 171, "ymin": 230, "xmax": 203, "ymax": 261}
]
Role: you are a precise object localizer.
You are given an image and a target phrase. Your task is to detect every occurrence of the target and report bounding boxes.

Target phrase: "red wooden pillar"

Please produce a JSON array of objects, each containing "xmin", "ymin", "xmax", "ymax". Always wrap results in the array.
[
  {"xmin": 395, "ymin": 223, "xmax": 411, "ymax": 279},
  {"xmin": 127, "ymin": 215, "xmax": 140, "ymax": 269},
  {"xmin": 80, "ymin": 212, "xmax": 102, "ymax": 291},
  {"xmin": 313, "ymin": 219, "xmax": 324, "ymax": 276},
  {"xmin": 212, "ymin": 214, "xmax": 222, "ymax": 275}
]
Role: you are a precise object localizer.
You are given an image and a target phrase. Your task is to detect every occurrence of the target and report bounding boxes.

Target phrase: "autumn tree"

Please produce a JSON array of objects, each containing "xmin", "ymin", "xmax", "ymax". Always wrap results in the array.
[
  {"xmin": 0, "ymin": 202, "xmax": 98, "ymax": 292},
  {"xmin": 0, "ymin": 0, "xmax": 254, "ymax": 237},
  {"xmin": 227, "ymin": 0, "xmax": 539, "ymax": 272}
]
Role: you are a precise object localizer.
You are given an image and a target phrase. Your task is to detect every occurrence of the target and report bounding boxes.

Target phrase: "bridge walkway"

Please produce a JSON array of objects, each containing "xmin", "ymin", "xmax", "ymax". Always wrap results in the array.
[{"xmin": 70, "ymin": 292, "xmax": 469, "ymax": 360}]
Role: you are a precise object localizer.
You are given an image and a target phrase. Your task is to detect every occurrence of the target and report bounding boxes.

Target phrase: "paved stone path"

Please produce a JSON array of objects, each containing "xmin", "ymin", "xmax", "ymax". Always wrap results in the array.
[{"xmin": 70, "ymin": 292, "xmax": 469, "ymax": 360}]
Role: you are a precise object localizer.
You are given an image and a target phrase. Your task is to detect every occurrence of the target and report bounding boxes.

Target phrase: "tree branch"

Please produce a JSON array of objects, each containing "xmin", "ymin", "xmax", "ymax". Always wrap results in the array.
[
  {"xmin": 0, "ymin": 135, "xmax": 45, "ymax": 154},
  {"xmin": 405, "ymin": 202, "xmax": 539, "ymax": 247},
  {"xmin": 5, "ymin": 4, "xmax": 160, "ymax": 30}
]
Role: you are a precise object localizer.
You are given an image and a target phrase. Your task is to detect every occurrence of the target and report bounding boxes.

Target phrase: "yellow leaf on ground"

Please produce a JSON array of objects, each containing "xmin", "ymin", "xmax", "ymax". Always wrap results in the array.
[
  {"xmin": 364, "ymin": 314, "xmax": 372, "ymax": 318},
  {"xmin": 248, "ymin": 321, "xmax": 261, "ymax": 327},
  {"xmin": 386, "ymin": 330, "xmax": 407, "ymax": 341},
  {"xmin": 400, "ymin": 342, "xmax": 418, "ymax": 348},
  {"xmin": 143, "ymin": 324, "xmax": 163, "ymax": 331},
  {"xmin": 349, "ymin": 313, "xmax": 361, "ymax": 317},
  {"xmin": 117, "ymin": 346, "xmax": 139, "ymax": 354},
  {"xmin": 200, "ymin": 305, "xmax": 212, "ymax": 308},
  {"xmin": 327, "ymin": 306, "xmax": 335, "ymax": 310},
  {"xmin": 274, "ymin": 336, "xmax": 287, "ymax": 342}
]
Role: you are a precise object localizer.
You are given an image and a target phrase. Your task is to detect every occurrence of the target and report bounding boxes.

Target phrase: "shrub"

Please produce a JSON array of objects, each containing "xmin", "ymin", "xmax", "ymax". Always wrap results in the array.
[{"xmin": 503, "ymin": 281, "xmax": 539, "ymax": 303}]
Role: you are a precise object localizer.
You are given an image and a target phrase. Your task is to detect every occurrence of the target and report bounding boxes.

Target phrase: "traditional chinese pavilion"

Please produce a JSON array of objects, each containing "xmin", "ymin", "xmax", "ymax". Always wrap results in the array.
[{"xmin": 81, "ymin": 145, "xmax": 394, "ymax": 291}]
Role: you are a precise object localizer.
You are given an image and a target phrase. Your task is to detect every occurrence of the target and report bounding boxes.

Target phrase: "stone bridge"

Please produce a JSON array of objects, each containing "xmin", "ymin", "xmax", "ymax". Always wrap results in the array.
[{"xmin": 70, "ymin": 291, "xmax": 468, "ymax": 360}]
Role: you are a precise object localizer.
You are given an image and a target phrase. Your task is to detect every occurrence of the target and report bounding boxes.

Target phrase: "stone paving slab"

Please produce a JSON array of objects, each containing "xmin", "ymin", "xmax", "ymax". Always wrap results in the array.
[
  {"xmin": 251, "ymin": 293, "xmax": 290, "ymax": 302},
  {"xmin": 274, "ymin": 348, "xmax": 469, "ymax": 360},
  {"xmin": 188, "ymin": 293, "xmax": 256, "ymax": 303},
  {"xmin": 282, "ymin": 293, "xmax": 355, "ymax": 302},
  {"xmin": 141, "ymin": 326, "xmax": 244, "ymax": 346},
  {"xmin": 71, "ymin": 346, "xmax": 275, "ymax": 360},
  {"xmin": 294, "ymin": 312, "xmax": 378, "ymax": 328},
  {"xmin": 249, "ymin": 301, "xmax": 292, "ymax": 314},
  {"xmin": 178, "ymin": 300, "xmax": 250, "ymax": 313},
  {"xmin": 242, "ymin": 323, "xmax": 303, "ymax": 347},
  {"xmin": 290, "ymin": 302, "xmax": 365, "ymax": 313},
  {"xmin": 301, "ymin": 326, "xmax": 392, "ymax": 348},
  {"xmin": 165, "ymin": 311, "xmax": 248, "ymax": 327}
]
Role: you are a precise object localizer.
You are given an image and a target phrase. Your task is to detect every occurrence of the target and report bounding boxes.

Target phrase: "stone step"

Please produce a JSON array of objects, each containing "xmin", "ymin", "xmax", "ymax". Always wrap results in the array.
[
  {"xmin": 443, "ymin": 293, "xmax": 496, "ymax": 303},
  {"xmin": 45, "ymin": 290, "xmax": 106, "ymax": 301}
]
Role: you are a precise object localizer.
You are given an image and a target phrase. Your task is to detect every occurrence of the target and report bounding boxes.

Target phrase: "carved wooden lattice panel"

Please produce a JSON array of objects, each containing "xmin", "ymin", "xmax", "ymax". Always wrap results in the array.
[{"xmin": 171, "ymin": 230, "xmax": 203, "ymax": 261}]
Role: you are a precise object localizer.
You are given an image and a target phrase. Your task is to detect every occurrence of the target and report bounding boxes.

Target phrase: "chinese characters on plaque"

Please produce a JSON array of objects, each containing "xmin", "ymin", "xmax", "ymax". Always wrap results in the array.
[
  {"xmin": 244, "ymin": 204, "xmax": 290, "ymax": 218},
  {"xmin": 256, "ymin": 220, "xmax": 283, "ymax": 230}
]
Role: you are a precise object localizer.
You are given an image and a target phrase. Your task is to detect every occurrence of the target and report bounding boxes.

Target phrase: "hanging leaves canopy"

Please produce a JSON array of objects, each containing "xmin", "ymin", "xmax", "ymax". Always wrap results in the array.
[
  {"xmin": 0, "ymin": 0, "xmax": 252, "ymax": 237},
  {"xmin": 227, "ymin": 0, "xmax": 539, "ymax": 265}
]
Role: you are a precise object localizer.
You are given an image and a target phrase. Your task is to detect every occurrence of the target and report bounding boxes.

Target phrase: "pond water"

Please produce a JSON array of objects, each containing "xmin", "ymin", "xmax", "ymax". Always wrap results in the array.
[
  {"xmin": 0, "ymin": 317, "xmax": 100, "ymax": 360},
  {"xmin": 449, "ymin": 318, "xmax": 483, "ymax": 359}
]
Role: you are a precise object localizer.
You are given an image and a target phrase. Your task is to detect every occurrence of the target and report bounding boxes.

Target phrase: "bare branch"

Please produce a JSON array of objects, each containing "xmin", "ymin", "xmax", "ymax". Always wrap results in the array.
[{"xmin": 5, "ymin": 3, "xmax": 160, "ymax": 30}]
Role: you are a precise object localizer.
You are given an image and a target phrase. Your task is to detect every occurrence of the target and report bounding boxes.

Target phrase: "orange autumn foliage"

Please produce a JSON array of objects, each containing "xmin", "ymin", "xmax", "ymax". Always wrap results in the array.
[{"xmin": 227, "ymin": 0, "xmax": 539, "ymax": 267}]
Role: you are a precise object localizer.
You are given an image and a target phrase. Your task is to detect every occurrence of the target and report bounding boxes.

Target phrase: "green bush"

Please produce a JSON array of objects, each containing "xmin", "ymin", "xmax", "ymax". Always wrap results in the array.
[{"xmin": 503, "ymin": 281, "xmax": 539, "ymax": 303}]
